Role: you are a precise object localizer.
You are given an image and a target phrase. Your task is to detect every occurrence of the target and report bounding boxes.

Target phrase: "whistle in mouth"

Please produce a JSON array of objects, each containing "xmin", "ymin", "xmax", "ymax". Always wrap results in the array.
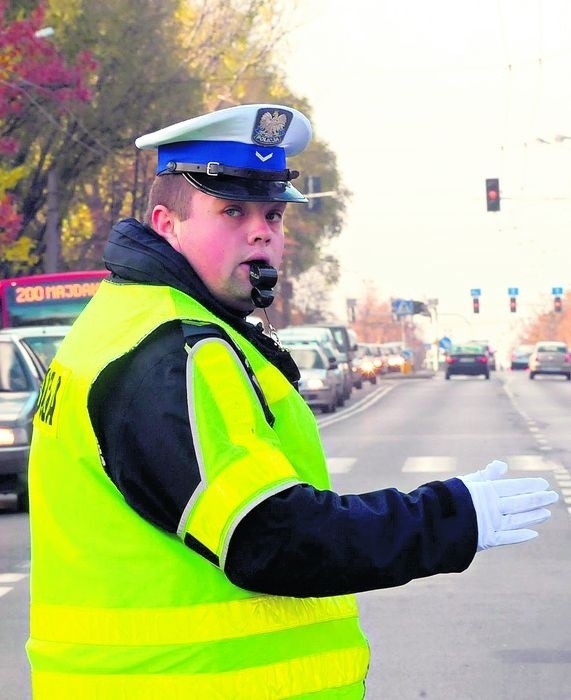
[{"xmin": 249, "ymin": 262, "xmax": 278, "ymax": 308}]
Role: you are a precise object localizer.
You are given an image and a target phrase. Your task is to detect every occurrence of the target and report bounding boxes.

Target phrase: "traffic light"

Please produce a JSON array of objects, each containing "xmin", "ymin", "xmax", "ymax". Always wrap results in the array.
[
  {"xmin": 509, "ymin": 296, "xmax": 517, "ymax": 313},
  {"xmin": 485, "ymin": 178, "xmax": 500, "ymax": 212},
  {"xmin": 473, "ymin": 297, "xmax": 480, "ymax": 314},
  {"xmin": 554, "ymin": 296, "xmax": 563, "ymax": 313}
]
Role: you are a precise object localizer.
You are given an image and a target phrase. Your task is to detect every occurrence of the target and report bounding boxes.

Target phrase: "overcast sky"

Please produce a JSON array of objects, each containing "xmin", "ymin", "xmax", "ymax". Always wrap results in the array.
[{"xmin": 282, "ymin": 0, "xmax": 571, "ymax": 350}]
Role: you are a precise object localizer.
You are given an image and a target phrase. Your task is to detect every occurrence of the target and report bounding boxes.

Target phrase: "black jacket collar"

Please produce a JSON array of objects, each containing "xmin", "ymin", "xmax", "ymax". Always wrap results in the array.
[{"xmin": 103, "ymin": 218, "xmax": 300, "ymax": 385}]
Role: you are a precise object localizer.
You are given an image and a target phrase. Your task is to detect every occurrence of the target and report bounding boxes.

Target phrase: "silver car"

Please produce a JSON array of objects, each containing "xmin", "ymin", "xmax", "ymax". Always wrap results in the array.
[
  {"xmin": 0, "ymin": 326, "xmax": 70, "ymax": 511},
  {"xmin": 287, "ymin": 342, "xmax": 339, "ymax": 414},
  {"xmin": 529, "ymin": 341, "xmax": 571, "ymax": 380}
]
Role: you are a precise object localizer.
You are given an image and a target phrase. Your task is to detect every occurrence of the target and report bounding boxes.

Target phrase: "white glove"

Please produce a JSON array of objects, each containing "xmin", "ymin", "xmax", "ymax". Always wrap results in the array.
[{"xmin": 459, "ymin": 460, "xmax": 559, "ymax": 551}]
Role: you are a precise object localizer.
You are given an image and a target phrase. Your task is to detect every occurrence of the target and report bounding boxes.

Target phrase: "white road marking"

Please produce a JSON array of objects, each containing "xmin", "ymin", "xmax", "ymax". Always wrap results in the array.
[
  {"xmin": 0, "ymin": 573, "xmax": 27, "ymax": 584},
  {"xmin": 327, "ymin": 458, "xmax": 356, "ymax": 474},
  {"xmin": 0, "ymin": 573, "xmax": 28, "ymax": 598},
  {"xmin": 324, "ymin": 454, "xmax": 571, "ymax": 516},
  {"xmin": 508, "ymin": 455, "xmax": 559, "ymax": 471},
  {"xmin": 318, "ymin": 385, "xmax": 396, "ymax": 429},
  {"xmin": 326, "ymin": 454, "xmax": 568, "ymax": 477},
  {"xmin": 402, "ymin": 456, "xmax": 456, "ymax": 473}
]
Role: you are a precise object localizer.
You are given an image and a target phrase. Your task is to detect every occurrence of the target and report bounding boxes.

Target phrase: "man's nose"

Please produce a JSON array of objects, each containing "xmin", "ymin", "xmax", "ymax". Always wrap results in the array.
[{"xmin": 247, "ymin": 216, "xmax": 273, "ymax": 244}]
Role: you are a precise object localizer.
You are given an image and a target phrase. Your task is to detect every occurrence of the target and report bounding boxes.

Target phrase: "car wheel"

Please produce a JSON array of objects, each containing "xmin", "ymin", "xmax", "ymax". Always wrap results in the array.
[
  {"xmin": 484, "ymin": 372, "xmax": 490, "ymax": 379},
  {"xmin": 370, "ymin": 375, "xmax": 377, "ymax": 384},
  {"xmin": 336, "ymin": 392, "xmax": 345, "ymax": 407},
  {"xmin": 529, "ymin": 372, "xmax": 535, "ymax": 379},
  {"xmin": 445, "ymin": 373, "xmax": 451, "ymax": 380},
  {"xmin": 323, "ymin": 395, "xmax": 337, "ymax": 413}
]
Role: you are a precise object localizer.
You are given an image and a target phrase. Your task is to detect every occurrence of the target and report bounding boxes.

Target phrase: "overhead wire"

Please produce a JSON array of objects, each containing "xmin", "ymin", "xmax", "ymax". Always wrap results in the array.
[{"xmin": 520, "ymin": 0, "xmax": 545, "ymax": 192}]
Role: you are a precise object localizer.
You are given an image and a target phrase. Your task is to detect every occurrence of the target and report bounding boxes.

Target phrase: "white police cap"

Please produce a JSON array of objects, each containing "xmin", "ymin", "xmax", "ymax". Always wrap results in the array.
[{"xmin": 135, "ymin": 104, "xmax": 312, "ymax": 203}]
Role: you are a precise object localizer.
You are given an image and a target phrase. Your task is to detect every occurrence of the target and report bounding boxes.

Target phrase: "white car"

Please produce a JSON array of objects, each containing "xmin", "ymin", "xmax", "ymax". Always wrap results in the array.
[
  {"xmin": 279, "ymin": 326, "xmax": 353, "ymax": 401},
  {"xmin": 528, "ymin": 341, "xmax": 571, "ymax": 380},
  {"xmin": 287, "ymin": 342, "xmax": 339, "ymax": 413},
  {"xmin": 0, "ymin": 325, "xmax": 71, "ymax": 511}
]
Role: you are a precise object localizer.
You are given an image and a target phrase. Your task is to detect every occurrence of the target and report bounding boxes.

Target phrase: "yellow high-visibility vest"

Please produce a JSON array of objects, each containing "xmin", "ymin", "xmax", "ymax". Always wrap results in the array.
[{"xmin": 28, "ymin": 280, "xmax": 369, "ymax": 699}]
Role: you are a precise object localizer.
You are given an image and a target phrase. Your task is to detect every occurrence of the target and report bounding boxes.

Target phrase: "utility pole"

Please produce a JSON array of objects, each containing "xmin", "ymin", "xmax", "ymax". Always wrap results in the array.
[
  {"xmin": 45, "ymin": 168, "xmax": 59, "ymax": 272},
  {"xmin": 427, "ymin": 299, "xmax": 440, "ymax": 371}
]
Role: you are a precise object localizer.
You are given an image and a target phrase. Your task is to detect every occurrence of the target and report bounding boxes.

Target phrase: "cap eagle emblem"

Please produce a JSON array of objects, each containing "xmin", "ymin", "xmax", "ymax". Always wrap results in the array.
[{"xmin": 252, "ymin": 109, "xmax": 292, "ymax": 146}]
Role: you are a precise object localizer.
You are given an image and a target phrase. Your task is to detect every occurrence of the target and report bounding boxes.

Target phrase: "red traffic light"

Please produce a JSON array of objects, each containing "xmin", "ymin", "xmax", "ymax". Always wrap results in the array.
[
  {"xmin": 554, "ymin": 296, "xmax": 563, "ymax": 313},
  {"xmin": 486, "ymin": 178, "xmax": 500, "ymax": 212},
  {"xmin": 473, "ymin": 297, "xmax": 480, "ymax": 314},
  {"xmin": 509, "ymin": 297, "xmax": 517, "ymax": 313}
]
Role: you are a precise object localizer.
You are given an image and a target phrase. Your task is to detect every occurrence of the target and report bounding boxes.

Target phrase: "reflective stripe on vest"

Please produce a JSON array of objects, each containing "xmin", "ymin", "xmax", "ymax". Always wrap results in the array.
[
  {"xmin": 181, "ymin": 337, "xmax": 299, "ymax": 561},
  {"xmin": 31, "ymin": 648, "xmax": 369, "ymax": 699}
]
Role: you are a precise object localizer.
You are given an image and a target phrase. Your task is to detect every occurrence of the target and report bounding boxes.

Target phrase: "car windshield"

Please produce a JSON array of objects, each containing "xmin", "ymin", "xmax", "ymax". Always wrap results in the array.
[
  {"xmin": 536, "ymin": 343, "xmax": 566, "ymax": 353},
  {"xmin": 0, "ymin": 342, "xmax": 30, "ymax": 392},
  {"xmin": 22, "ymin": 336, "xmax": 64, "ymax": 371},
  {"xmin": 289, "ymin": 347, "xmax": 325, "ymax": 370},
  {"xmin": 450, "ymin": 345, "xmax": 484, "ymax": 355}
]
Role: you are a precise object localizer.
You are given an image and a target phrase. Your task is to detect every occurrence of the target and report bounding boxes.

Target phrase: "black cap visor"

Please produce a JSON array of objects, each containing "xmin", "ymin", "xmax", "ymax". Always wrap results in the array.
[{"xmin": 182, "ymin": 172, "xmax": 308, "ymax": 203}]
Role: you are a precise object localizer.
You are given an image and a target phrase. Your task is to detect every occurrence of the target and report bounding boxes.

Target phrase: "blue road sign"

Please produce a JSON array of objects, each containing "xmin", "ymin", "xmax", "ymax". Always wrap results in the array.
[
  {"xmin": 552, "ymin": 287, "xmax": 563, "ymax": 295},
  {"xmin": 470, "ymin": 288, "xmax": 481, "ymax": 297},
  {"xmin": 391, "ymin": 298, "xmax": 414, "ymax": 316},
  {"xmin": 439, "ymin": 336, "xmax": 452, "ymax": 351},
  {"xmin": 508, "ymin": 287, "xmax": 519, "ymax": 296}
]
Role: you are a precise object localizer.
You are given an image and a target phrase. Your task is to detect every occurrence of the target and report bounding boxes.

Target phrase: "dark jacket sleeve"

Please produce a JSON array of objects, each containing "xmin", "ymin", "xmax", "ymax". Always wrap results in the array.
[
  {"xmin": 225, "ymin": 480, "xmax": 477, "ymax": 597},
  {"xmin": 89, "ymin": 322, "xmax": 477, "ymax": 598}
]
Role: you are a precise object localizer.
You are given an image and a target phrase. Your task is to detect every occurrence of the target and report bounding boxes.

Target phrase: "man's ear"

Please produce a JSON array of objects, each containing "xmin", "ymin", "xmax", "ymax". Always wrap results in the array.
[{"xmin": 151, "ymin": 205, "xmax": 179, "ymax": 247}]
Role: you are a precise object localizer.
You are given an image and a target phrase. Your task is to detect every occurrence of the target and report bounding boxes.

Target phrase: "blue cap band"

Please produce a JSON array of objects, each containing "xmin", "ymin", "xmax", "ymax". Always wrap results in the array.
[{"xmin": 157, "ymin": 140, "xmax": 286, "ymax": 175}]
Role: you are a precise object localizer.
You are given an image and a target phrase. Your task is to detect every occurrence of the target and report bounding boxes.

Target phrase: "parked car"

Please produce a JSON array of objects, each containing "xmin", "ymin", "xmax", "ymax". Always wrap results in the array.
[
  {"xmin": 285, "ymin": 339, "xmax": 344, "ymax": 406},
  {"xmin": 444, "ymin": 343, "xmax": 490, "ymax": 380},
  {"xmin": 279, "ymin": 326, "xmax": 352, "ymax": 400},
  {"xmin": 510, "ymin": 344, "xmax": 534, "ymax": 370},
  {"xmin": 287, "ymin": 342, "xmax": 339, "ymax": 413},
  {"xmin": 0, "ymin": 326, "xmax": 71, "ymax": 511},
  {"xmin": 528, "ymin": 341, "xmax": 571, "ymax": 380}
]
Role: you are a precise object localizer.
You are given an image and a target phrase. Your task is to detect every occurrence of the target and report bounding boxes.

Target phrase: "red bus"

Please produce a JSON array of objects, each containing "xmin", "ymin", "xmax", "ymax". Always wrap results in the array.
[{"xmin": 0, "ymin": 270, "xmax": 109, "ymax": 328}]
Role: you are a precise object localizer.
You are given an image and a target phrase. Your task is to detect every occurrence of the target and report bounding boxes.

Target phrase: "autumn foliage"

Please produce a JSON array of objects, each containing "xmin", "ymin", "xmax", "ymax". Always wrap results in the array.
[
  {"xmin": 519, "ymin": 292, "xmax": 571, "ymax": 346},
  {"xmin": 0, "ymin": 1, "xmax": 94, "ymax": 253}
]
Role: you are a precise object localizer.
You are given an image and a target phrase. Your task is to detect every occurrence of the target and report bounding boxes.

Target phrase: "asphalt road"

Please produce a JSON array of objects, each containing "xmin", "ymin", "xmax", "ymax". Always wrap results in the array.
[
  {"xmin": 321, "ymin": 368, "xmax": 571, "ymax": 699},
  {"xmin": 1, "ymin": 367, "xmax": 570, "ymax": 699}
]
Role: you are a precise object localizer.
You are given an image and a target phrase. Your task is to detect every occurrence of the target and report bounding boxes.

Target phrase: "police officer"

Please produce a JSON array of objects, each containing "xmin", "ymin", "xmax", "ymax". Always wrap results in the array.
[{"xmin": 27, "ymin": 104, "xmax": 558, "ymax": 699}]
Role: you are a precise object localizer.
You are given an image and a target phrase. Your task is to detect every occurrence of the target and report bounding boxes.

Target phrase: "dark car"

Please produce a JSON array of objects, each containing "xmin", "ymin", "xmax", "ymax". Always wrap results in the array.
[
  {"xmin": 467, "ymin": 339, "xmax": 496, "ymax": 370},
  {"xmin": 0, "ymin": 326, "xmax": 70, "ymax": 511},
  {"xmin": 445, "ymin": 344, "xmax": 490, "ymax": 380},
  {"xmin": 528, "ymin": 341, "xmax": 571, "ymax": 380}
]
